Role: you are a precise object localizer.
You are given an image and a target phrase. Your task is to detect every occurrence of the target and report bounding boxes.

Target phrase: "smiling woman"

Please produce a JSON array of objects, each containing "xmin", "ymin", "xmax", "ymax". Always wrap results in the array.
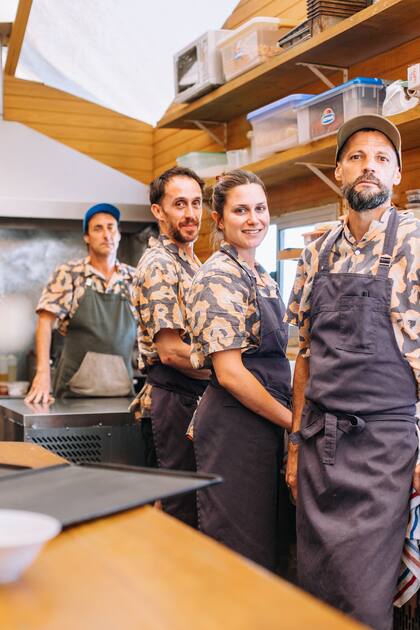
[{"xmin": 187, "ymin": 169, "xmax": 293, "ymax": 572}]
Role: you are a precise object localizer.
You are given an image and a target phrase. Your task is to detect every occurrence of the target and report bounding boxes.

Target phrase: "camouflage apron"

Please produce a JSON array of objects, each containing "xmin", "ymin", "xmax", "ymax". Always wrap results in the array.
[
  {"xmin": 54, "ymin": 284, "xmax": 136, "ymax": 398},
  {"xmin": 193, "ymin": 252, "xmax": 292, "ymax": 570},
  {"xmin": 293, "ymin": 208, "xmax": 418, "ymax": 630}
]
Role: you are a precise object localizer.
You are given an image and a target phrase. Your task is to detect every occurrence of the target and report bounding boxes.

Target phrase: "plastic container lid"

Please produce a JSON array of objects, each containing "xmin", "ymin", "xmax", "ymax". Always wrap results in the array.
[
  {"xmin": 217, "ymin": 17, "xmax": 281, "ymax": 48},
  {"xmin": 293, "ymin": 77, "xmax": 385, "ymax": 110},
  {"xmin": 247, "ymin": 94, "xmax": 313, "ymax": 121}
]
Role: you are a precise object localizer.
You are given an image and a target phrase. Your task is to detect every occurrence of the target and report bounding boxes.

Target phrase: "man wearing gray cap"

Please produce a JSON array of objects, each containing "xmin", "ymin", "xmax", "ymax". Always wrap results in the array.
[
  {"xmin": 285, "ymin": 114, "xmax": 420, "ymax": 630},
  {"xmin": 26, "ymin": 203, "xmax": 137, "ymax": 402}
]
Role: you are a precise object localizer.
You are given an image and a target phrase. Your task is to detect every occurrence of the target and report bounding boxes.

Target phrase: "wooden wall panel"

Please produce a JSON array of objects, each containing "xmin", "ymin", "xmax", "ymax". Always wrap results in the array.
[
  {"xmin": 3, "ymin": 76, "xmax": 154, "ymax": 184},
  {"xmin": 153, "ymin": 127, "xmax": 221, "ymax": 177},
  {"xmin": 195, "ymin": 213, "xmax": 215, "ymax": 262},
  {"xmin": 266, "ymin": 146, "xmax": 420, "ymax": 219},
  {"xmin": 223, "ymin": 0, "xmax": 306, "ymax": 29}
]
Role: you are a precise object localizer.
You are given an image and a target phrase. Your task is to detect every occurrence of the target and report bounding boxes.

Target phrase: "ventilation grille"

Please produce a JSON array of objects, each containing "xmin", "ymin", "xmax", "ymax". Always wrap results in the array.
[{"xmin": 30, "ymin": 433, "xmax": 102, "ymax": 464}]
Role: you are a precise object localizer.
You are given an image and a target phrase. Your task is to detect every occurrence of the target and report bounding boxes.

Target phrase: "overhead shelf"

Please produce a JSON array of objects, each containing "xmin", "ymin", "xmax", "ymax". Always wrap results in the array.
[
  {"xmin": 235, "ymin": 107, "xmax": 420, "ymax": 188},
  {"xmin": 158, "ymin": 0, "xmax": 420, "ymax": 130}
]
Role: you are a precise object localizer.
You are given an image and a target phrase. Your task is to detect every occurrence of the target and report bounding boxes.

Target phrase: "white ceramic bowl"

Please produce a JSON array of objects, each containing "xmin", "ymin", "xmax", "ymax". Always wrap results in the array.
[
  {"xmin": 7, "ymin": 381, "xmax": 29, "ymax": 397},
  {"xmin": 0, "ymin": 510, "xmax": 61, "ymax": 583}
]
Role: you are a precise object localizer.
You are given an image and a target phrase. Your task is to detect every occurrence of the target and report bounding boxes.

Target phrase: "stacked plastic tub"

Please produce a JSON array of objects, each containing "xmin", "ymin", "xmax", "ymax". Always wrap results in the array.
[
  {"xmin": 295, "ymin": 77, "xmax": 386, "ymax": 143},
  {"xmin": 246, "ymin": 77, "xmax": 386, "ymax": 160},
  {"xmin": 247, "ymin": 94, "xmax": 312, "ymax": 159},
  {"xmin": 217, "ymin": 17, "xmax": 297, "ymax": 82}
]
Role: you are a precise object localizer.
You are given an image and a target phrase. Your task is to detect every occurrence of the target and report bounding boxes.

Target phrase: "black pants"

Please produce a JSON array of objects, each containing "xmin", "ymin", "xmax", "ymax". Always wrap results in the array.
[
  {"xmin": 151, "ymin": 386, "xmax": 198, "ymax": 528},
  {"xmin": 140, "ymin": 418, "xmax": 157, "ymax": 468}
]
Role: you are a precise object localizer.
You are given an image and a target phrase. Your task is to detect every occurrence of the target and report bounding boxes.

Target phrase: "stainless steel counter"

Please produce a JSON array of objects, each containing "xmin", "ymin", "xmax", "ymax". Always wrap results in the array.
[
  {"xmin": 0, "ymin": 397, "xmax": 134, "ymax": 428},
  {"xmin": 0, "ymin": 398, "xmax": 144, "ymax": 466}
]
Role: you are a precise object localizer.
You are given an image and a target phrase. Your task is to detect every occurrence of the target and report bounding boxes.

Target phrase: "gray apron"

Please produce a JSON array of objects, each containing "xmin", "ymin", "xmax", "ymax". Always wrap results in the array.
[
  {"xmin": 54, "ymin": 285, "xmax": 137, "ymax": 398},
  {"xmin": 193, "ymin": 251, "xmax": 292, "ymax": 571},
  {"xmin": 147, "ymin": 363, "xmax": 208, "ymax": 528},
  {"xmin": 294, "ymin": 208, "xmax": 418, "ymax": 630}
]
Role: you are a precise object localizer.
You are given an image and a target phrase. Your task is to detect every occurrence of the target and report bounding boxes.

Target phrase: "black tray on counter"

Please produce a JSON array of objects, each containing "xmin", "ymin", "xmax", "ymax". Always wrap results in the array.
[{"xmin": 0, "ymin": 463, "xmax": 222, "ymax": 527}]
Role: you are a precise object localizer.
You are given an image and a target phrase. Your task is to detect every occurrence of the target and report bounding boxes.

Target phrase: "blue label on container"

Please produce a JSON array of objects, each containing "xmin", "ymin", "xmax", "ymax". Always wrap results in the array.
[
  {"xmin": 233, "ymin": 44, "xmax": 244, "ymax": 60},
  {"xmin": 321, "ymin": 107, "xmax": 335, "ymax": 126}
]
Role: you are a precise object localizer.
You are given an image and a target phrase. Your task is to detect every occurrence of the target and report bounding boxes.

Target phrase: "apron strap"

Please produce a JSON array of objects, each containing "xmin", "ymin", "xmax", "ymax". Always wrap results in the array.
[
  {"xmin": 376, "ymin": 207, "xmax": 399, "ymax": 279},
  {"xmin": 290, "ymin": 397, "xmax": 416, "ymax": 465},
  {"xmin": 319, "ymin": 227, "xmax": 343, "ymax": 272},
  {"xmin": 289, "ymin": 409, "xmax": 366, "ymax": 465},
  {"xmin": 319, "ymin": 207, "xmax": 400, "ymax": 277},
  {"xmin": 220, "ymin": 245, "xmax": 256, "ymax": 284}
]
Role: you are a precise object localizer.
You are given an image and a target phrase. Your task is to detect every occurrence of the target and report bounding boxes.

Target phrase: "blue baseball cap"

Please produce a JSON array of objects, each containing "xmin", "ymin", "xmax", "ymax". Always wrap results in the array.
[{"xmin": 83, "ymin": 203, "xmax": 121, "ymax": 233}]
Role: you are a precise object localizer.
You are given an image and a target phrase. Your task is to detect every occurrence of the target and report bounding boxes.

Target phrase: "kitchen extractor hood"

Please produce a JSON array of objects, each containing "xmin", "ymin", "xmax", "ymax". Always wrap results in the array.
[{"xmin": 0, "ymin": 119, "xmax": 152, "ymax": 222}]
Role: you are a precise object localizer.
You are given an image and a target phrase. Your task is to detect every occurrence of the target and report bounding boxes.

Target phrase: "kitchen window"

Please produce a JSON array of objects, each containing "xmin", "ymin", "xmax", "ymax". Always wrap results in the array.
[{"xmin": 274, "ymin": 204, "xmax": 339, "ymax": 304}]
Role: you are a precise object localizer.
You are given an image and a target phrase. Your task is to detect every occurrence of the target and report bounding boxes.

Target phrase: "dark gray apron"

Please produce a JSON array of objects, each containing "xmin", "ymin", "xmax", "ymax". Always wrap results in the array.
[
  {"xmin": 193, "ymin": 251, "xmax": 292, "ymax": 571},
  {"xmin": 147, "ymin": 362, "xmax": 208, "ymax": 528},
  {"xmin": 294, "ymin": 208, "xmax": 418, "ymax": 630},
  {"xmin": 54, "ymin": 285, "xmax": 137, "ymax": 398}
]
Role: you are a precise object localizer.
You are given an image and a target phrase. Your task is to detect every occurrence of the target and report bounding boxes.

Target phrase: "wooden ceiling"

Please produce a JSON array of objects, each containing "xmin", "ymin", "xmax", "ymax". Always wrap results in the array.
[{"xmin": 4, "ymin": 0, "xmax": 33, "ymax": 76}]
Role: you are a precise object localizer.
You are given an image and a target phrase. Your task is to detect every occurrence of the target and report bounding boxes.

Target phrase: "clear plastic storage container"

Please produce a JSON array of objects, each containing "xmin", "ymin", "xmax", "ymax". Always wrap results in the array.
[
  {"xmin": 247, "ymin": 94, "xmax": 312, "ymax": 158},
  {"xmin": 176, "ymin": 151, "xmax": 228, "ymax": 178},
  {"xmin": 226, "ymin": 148, "xmax": 252, "ymax": 168},
  {"xmin": 217, "ymin": 17, "xmax": 294, "ymax": 82},
  {"xmin": 295, "ymin": 77, "xmax": 386, "ymax": 144}
]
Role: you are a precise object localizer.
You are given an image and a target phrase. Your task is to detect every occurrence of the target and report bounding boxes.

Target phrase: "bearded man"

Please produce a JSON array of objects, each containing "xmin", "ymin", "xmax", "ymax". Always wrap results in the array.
[
  {"xmin": 132, "ymin": 167, "xmax": 210, "ymax": 527},
  {"xmin": 285, "ymin": 115, "xmax": 420, "ymax": 630}
]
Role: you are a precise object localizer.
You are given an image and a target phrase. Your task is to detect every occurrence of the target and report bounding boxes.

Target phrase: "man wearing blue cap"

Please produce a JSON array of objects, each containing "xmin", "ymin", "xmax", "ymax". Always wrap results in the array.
[{"xmin": 26, "ymin": 203, "xmax": 137, "ymax": 402}]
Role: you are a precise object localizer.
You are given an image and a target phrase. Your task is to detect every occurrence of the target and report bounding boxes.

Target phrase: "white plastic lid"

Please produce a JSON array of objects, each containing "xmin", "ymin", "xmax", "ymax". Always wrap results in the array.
[{"xmin": 217, "ymin": 17, "xmax": 280, "ymax": 48}]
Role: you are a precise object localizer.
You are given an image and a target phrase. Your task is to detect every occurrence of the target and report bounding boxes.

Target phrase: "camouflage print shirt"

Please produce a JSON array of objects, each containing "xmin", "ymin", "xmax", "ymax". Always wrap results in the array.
[
  {"xmin": 131, "ymin": 235, "xmax": 202, "ymax": 417},
  {"xmin": 187, "ymin": 241, "xmax": 279, "ymax": 369},
  {"xmin": 285, "ymin": 208, "xmax": 420, "ymax": 397},
  {"xmin": 37, "ymin": 257, "xmax": 137, "ymax": 335}
]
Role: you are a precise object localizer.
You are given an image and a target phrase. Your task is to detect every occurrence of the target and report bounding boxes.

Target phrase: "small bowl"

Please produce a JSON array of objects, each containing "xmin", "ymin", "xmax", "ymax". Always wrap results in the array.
[
  {"xmin": 7, "ymin": 381, "xmax": 29, "ymax": 397},
  {"xmin": 0, "ymin": 510, "xmax": 61, "ymax": 583}
]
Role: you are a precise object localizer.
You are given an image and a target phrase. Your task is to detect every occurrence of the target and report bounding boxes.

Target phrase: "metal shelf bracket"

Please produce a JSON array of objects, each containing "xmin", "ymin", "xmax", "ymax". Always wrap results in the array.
[
  {"xmin": 185, "ymin": 120, "xmax": 227, "ymax": 148},
  {"xmin": 295, "ymin": 161, "xmax": 343, "ymax": 196},
  {"xmin": 296, "ymin": 62, "xmax": 349, "ymax": 89}
]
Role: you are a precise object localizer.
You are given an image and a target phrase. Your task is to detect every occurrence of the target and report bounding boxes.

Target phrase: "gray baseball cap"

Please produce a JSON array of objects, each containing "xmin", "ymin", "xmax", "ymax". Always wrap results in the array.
[{"xmin": 336, "ymin": 114, "xmax": 402, "ymax": 168}]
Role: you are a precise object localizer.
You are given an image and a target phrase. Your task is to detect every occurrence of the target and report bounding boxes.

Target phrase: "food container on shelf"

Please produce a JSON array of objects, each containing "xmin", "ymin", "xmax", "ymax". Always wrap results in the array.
[
  {"xmin": 226, "ymin": 148, "xmax": 252, "ymax": 168},
  {"xmin": 7, "ymin": 381, "xmax": 30, "ymax": 397},
  {"xmin": 247, "ymin": 94, "xmax": 312, "ymax": 159},
  {"xmin": 176, "ymin": 151, "xmax": 228, "ymax": 179},
  {"xmin": 217, "ymin": 17, "xmax": 295, "ymax": 82},
  {"xmin": 295, "ymin": 77, "xmax": 386, "ymax": 144}
]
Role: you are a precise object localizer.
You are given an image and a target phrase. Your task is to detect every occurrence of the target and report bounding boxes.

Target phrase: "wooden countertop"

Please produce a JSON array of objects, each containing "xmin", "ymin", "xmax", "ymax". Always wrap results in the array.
[
  {"xmin": 0, "ymin": 441, "xmax": 67, "ymax": 468},
  {"xmin": 0, "ymin": 443, "xmax": 366, "ymax": 630}
]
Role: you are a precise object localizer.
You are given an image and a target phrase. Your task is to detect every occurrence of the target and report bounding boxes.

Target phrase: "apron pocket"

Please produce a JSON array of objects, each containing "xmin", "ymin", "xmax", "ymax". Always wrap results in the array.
[
  {"xmin": 336, "ymin": 296, "xmax": 378, "ymax": 354},
  {"xmin": 68, "ymin": 351, "xmax": 132, "ymax": 396}
]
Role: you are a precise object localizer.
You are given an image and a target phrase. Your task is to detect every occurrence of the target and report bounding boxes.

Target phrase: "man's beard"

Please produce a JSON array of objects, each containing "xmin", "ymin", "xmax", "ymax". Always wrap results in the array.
[
  {"xmin": 342, "ymin": 173, "xmax": 390, "ymax": 213},
  {"xmin": 167, "ymin": 220, "xmax": 199, "ymax": 244}
]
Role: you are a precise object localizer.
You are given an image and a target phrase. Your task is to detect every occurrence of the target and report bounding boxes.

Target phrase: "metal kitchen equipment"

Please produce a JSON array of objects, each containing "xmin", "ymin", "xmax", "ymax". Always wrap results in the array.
[
  {"xmin": 173, "ymin": 29, "xmax": 229, "ymax": 103},
  {"xmin": 0, "ymin": 398, "xmax": 144, "ymax": 466}
]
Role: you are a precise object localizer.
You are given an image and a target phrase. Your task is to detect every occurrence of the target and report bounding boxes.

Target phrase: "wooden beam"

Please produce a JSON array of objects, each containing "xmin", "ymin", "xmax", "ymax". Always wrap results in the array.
[{"xmin": 4, "ymin": 0, "xmax": 33, "ymax": 76}]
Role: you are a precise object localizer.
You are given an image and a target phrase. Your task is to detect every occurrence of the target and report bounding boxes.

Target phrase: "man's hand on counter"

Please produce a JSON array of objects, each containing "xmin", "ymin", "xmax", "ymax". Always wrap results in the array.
[{"xmin": 25, "ymin": 371, "xmax": 55, "ymax": 406}]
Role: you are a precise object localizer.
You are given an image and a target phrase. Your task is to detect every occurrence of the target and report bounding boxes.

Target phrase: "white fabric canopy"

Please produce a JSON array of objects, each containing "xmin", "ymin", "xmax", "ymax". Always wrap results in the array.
[{"xmin": 13, "ymin": 0, "xmax": 238, "ymax": 125}]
